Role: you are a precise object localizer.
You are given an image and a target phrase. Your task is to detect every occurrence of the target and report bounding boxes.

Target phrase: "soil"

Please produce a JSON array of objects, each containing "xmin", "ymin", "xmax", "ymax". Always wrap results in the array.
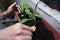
[{"xmin": 24, "ymin": 19, "xmax": 55, "ymax": 40}]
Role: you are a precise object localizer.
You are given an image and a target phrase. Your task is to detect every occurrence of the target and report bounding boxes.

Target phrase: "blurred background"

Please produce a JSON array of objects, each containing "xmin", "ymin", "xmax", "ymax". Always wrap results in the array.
[{"xmin": 0, "ymin": 0, "xmax": 60, "ymax": 12}]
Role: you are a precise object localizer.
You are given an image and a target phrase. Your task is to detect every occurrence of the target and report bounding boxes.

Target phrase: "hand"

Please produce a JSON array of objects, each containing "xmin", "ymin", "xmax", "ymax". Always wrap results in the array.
[
  {"xmin": 6, "ymin": 2, "xmax": 21, "ymax": 14},
  {"xmin": 0, "ymin": 23, "xmax": 34, "ymax": 40}
]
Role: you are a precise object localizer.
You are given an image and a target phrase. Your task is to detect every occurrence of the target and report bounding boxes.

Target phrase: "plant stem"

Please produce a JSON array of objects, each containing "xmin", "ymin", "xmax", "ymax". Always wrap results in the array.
[
  {"xmin": 15, "ymin": 12, "xmax": 22, "ymax": 23},
  {"xmin": 34, "ymin": 21, "xmax": 39, "ymax": 26}
]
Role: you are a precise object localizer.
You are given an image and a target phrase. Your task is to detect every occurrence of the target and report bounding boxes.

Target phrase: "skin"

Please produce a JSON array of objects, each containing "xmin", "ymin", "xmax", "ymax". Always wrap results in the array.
[
  {"xmin": 0, "ymin": 2, "xmax": 34, "ymax": 40},
  {"xmin": 0, "ymin": 2, "xmax": 21, "ymax": 20}
]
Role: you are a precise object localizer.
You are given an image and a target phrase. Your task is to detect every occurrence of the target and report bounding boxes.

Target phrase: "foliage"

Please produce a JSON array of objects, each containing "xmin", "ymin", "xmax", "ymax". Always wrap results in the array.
[
  {"xmin": 20, "ymin": 0, "xmax": 42, "ymax": 23},
  {"xmin": 20, "ymin": 0, "xmax": 30, "ymax": 10}
]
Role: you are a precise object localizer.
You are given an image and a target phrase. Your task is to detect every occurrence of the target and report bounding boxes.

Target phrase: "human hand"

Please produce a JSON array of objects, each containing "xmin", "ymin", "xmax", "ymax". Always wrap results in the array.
[
  {"xmin": 6, "ymin": 2, "xmax": 21, "ymax": 14},
  {"xmin": 0, "ymin": 23, "xmax": 34, "ymax": 40}
]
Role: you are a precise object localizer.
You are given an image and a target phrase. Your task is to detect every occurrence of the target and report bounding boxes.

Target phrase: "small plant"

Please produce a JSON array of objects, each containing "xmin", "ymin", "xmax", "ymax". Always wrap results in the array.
[{"xmin": 19, "ymin": 0, "xmax": 42, "ymax": 23}]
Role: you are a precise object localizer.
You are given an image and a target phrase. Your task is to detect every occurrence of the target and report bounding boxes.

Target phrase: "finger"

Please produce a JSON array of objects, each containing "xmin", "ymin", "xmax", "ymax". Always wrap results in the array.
[
  {"xmin": 10, "ymin": 2, "xmax": 16, "ymax": 8},
  {"xmin": 16, "ymin": 5, "xmax": 22, "ymax": 12},
  {"xmin": 18, "ymin": 30, "xmax": 33, "ymax": 36},
  {"xmin": 15, "ymin": 36, "xmax": 32, "ymax": 40},
  {"xmin": 17, "ymin": 8, "xmax": 21, "ymax": 13},
  {"xmin": 11, "ymin": 23, "xmax": 33, "ymax": 35},
  {"xmin": 9, "ymin": 23, "xmax": 22, "ymax": 35},
  {"xmin": 22, "ymin": 36, "xmax": 32, "ymax": 40},
  {"xmin": 21, "ymin": 24, "xmax": 34, "ymax": 32}
]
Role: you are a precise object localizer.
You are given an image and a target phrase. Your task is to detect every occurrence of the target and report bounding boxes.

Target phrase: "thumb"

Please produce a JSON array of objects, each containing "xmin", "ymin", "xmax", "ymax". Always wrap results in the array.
[{"xmin": 10, "ymin": 2, "xmax": 16, "ymax": 8}]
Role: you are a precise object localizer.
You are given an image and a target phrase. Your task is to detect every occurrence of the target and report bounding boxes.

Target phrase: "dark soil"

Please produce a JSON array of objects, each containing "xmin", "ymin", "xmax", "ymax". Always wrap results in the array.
[{"xmin": 24, "ymin": 20, "xmax": 55, "ymax": 40}]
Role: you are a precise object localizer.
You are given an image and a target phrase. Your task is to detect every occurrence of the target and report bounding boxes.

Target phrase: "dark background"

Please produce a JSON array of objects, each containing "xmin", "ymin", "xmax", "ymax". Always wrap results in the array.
[{"xmin": 41, "ymin": 0, "xmax": 60, "ymax": 11}]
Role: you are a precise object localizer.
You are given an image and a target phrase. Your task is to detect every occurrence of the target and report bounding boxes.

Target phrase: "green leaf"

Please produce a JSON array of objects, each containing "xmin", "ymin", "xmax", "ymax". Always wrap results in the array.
[
  {"xmin": 29, "ymin": 13, "xmax": 32, "ymax": 18},
  {"xmin": 20, "ymin": 0, "xmax": 25, "ymax": 10},
  {"xmin": 22, "ymin": 18, "xmax": 30, "ymax": 23},
  {"xmin": 24, "ymin": 4, "xmax": 30, "ymax": 9},
  {"xmin": 34, "ymin": 13, "xmax": 42, "ymax": 18},
  {"xmin": 31, "ymin": 15, "xmax": 36, "ymax": 22},
  {"xmin": 20, "ymin": 0, "xmax": 30, "ymax": 10},
  {"xmin": 25, "ymin": 8, "xmax": 31, "ymax": 14},
  {"xmin": 25, "ymin": 8, "xmax": 33, "ymax": 18}
]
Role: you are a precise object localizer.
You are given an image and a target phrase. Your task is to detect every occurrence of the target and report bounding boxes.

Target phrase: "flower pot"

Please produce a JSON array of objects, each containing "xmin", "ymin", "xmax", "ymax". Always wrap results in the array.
[
  {"xmin": 30, "ymin": 7, "xmax": 60, "ymax": 40},
  {"xmin": 41, "ymin": 18, "xmax": 60, "ymax": 40}
]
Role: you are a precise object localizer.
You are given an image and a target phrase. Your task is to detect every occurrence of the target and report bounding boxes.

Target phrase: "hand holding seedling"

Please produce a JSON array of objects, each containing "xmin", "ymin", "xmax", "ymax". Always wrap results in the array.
[
  {"xmin": 0, "ymin": 2, "xmax": 21, "ymax": 20},
  {"xmin": 6, "ymin": 2, "xmax": 21, "ymax": 14},
  {"xmin": 0, "ymin": 2, "xmax": 35, "ymax": 40},
  {"xmin": 0, "ymin": 23, "xmax": 34, "ymax": 40}
]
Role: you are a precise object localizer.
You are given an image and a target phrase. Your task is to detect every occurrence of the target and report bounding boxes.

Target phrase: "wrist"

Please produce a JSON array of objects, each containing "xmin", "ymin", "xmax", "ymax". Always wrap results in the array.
[
  {"xmin": 3, "ymin": 10, "xmax": 8, "ymax": 16},
  {"xmin": 5, "ymin": 10, "xmax": 8, "ymax": 14}
]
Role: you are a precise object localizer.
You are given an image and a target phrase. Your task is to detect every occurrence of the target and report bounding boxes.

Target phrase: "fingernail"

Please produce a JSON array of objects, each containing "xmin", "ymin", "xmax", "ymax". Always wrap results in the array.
[
  {"xmin": 14, "ymin": 2, "xmax": 16, "ymax": 4},
  {"xmin": 31, "ymin": 26, "xmax": 36, "ymax": 32}
]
